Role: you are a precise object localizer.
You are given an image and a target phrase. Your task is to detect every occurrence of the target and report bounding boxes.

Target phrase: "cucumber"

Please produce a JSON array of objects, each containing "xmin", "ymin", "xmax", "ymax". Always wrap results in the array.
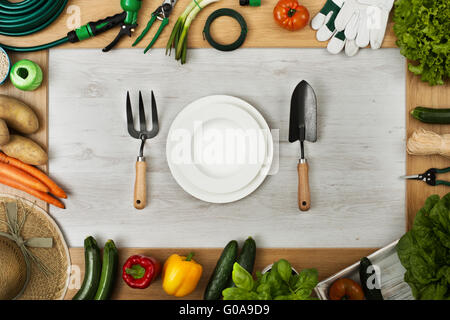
[
  {"xmin": 236, "ymin": 237, "xmax": 256, "ymax": 274},
  {"xmin": 94, "ymin": 239, "xmax": 118, "ymax": 300},
  {"xmin": 359, "ymin": 257, "xmax": 384, "ymax": 300},
  {"xmin": 411, "ymin": 107, "xmax": 450, "ymax": 124},
  {"xmin": 204, "ymin": 240, "xmax": 238, "ymax": 300},
  {"xmin": 73, "ymin": 236, "xmax": 102, "ymax": 300},
  {"xmin": 227, "ymin": 237, "xmax": 257, "ymax": 287}
]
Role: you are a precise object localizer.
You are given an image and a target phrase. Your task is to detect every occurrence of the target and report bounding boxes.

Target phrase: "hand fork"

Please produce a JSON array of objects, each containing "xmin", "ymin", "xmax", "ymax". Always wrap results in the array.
[{"xmin": 126, "ymin": 91, "xmax": 159, "ymax": 209}]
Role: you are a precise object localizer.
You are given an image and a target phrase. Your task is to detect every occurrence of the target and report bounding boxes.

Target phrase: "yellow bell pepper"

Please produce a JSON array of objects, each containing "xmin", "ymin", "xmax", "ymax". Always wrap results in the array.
[{"xmin": 162, "ymin": 252, "xmax": 203, "ymax": 297}]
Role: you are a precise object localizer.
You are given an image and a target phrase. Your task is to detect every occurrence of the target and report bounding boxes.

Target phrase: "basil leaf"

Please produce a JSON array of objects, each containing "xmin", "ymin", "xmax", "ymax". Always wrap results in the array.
[
  {"xmin": 256, "ymin": 283, "xmax": 271, "ymax": 295},
  {"xmin": 294, "ymin": 268, "xmax": 318, "ymax": 293},
  {"xmin": 257, "ymin": 291, "xmax": 271, "ymax": 300},
  {"xmin": 232, "ymin": 262, "xmax": 254, "ymax": 291},
  {"xmin": 295, "ymin": 288, "xmax": 313, "ymax": 300},
  {"xmin": 275, "ymin": 259, "xmax": 292, "ymax": 283},
  {"xmin": 274, "ymin": 294, "xmax": 296, "ymax": 300},
  {"xmin": 222, "ymin": 287, "xmax": 249, "ymax": 300}
]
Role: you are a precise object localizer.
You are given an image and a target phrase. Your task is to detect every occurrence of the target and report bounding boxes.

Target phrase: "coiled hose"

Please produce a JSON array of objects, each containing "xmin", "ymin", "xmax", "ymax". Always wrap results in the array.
[{"xmin": 0, "ymin": 0, "xmax": 69, "ymax": 52}]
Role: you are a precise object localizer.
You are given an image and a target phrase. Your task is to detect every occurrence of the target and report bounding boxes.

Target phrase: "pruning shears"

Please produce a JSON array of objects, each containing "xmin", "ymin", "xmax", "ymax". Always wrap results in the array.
[
  {"xmin": 401, "ymin": 167, "xmax": 450, "ymax": 186},
  {"xmin": 132, "ymin": 0, "xmax": 177, "ymax": 53}
]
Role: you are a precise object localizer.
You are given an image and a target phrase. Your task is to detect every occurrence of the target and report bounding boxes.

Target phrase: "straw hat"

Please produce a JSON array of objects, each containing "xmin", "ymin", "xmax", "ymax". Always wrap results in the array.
[
  {"xmin": 0, "ymin": 236, "xmax": 27, "ymax": 299},
  {"xmin": 0, "ymin": 195, "xmax": 70, "ymax": 300}
]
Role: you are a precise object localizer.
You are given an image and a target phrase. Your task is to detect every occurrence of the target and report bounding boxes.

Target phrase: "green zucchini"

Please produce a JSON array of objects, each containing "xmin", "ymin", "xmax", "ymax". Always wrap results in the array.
[
  {"xmin": 227, "ymin": 237, "xmax": 256, "ymax": 288},
  {"xmin": 204, "ymin": 240, "xmax": 238, "ymax": 300},
  {"xmin": 72, "ymin": 236, "xmax": 102, "ymax": 300},
  {"xmin": 411, "ymin": 107, "xmax": 450, "ymax": 124},
  {"xmin": 359, "ymin": 257, "xmax": 383, "ymax": 300},
  {"xmin": 94, "ymin": 239, "xmax": 118, "ymax": 300}
]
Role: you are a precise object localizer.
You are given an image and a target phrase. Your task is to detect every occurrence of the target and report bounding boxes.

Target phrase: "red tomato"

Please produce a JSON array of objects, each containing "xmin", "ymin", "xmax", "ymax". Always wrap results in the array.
[
  {"xmin": 273, "ymin": 0, "xmax": 310, "ymax": 31},
  {"xmin": 329, "ymin": 278, "xmax": 365, "ymax": 300}
]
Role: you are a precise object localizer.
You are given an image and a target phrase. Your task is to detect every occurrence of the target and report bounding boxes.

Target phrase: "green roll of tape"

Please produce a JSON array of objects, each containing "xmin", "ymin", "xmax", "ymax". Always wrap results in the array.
[{"xmin": 10, "ymin": 59, "xmax": 43, "ymax": 91}]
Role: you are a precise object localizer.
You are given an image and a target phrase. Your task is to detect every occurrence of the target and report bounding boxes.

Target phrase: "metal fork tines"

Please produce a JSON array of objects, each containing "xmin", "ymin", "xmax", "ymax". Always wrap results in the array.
[
  {"xmin": 126, "ymin": 90, "xmax": 159, "ymax": 158},
  {"xmin": 126, "ymin": 90, "xmax": 159, "ymax": 210}
]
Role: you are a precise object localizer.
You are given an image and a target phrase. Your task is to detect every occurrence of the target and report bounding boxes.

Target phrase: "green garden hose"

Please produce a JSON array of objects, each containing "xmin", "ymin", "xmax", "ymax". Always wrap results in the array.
[{"xmin": 0, "ymin": 0, "xmax": 69, "ymax": 52}]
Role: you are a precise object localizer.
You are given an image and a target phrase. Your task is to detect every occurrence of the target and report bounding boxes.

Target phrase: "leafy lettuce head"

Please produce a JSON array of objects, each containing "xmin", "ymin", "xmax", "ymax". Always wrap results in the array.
[
  {"xmin": 397, "ymin": 193, "xmax": 450, "ymax": 299},
  {"xmin": 393, "ymin": 0, "xmax": 449, "ymax": 85}
]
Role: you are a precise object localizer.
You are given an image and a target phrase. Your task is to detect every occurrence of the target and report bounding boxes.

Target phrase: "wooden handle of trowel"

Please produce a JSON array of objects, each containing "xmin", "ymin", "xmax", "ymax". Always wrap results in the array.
[
  {"xmin": 134, "ymin": 159, "xmax": 147, "ymax": 210},
  {"xmin": 297, "ymin": 161, "xmax": 310, "ymax": 211}
]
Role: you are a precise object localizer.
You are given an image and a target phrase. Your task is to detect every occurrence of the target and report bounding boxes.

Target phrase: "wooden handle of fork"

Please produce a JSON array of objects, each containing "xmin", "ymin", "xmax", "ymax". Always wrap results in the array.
[
  {"xmin": 298, "ymin": 161, "xmax": 311, "ymax": 211},
  {"xmin": 134, "ymin": 159, "xmax": 147, "ymax": 210}
]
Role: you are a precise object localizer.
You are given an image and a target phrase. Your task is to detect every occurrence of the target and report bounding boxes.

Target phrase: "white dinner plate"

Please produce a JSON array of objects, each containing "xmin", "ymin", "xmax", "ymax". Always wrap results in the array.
[
  {"xmin": 171, "ymin": 103, "xmax": 265, "ymax": 194},
  {"xmin": 166, "ymin": 95, "xmax": 273, "ymax": 203}
]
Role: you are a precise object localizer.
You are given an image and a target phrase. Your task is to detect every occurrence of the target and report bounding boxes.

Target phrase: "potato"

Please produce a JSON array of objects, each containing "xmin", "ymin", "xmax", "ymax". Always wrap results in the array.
[
  {"xmin": 0, "ymin": 95, "xmax": 39, "ymax": 134},
  {"xmin": 0, "ymin": 119, "xmax": 9, "ymax": 145},
  {"xmin": 0, "ymin": 135, "xmax": 47, "ymax": 165}
]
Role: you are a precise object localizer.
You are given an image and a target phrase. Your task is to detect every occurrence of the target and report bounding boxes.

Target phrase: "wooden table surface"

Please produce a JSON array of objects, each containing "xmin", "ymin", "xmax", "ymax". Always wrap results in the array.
[
  {"xmin": 0, "ymin": 0, "xmax": 397, "ymax": 50},
  {"xmin": 65, "ymin": 247, "xmax": 377, "ymax": 300},
  {"xmin": 405, "ymin": 72, "xmax": 450, "ymax": 230},
  {"xmin": 48, "ymin": 48, "xmax": 406, "ymax": 248},
  {"xmin": 0, "ymin": 0, "xmax": 448, "ymax": 301}
]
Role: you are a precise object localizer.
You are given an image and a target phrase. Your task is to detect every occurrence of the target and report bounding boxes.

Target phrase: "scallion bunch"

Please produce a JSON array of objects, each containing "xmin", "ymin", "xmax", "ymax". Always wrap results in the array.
[{"xmin": 166, "ymin": 0, "xmax": 220, "ymax": 64}]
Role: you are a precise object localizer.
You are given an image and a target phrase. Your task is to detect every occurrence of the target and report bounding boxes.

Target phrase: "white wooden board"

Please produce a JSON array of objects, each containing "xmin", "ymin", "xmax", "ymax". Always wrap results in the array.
[{"xmin": 48, "ymin": 48, "xmax": 406, "ymax": 248}]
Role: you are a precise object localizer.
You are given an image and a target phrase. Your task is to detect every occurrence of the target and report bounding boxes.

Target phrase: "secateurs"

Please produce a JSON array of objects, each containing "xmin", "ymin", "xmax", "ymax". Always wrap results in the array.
[
  {"xmin": 401, "ymin": 167, "xmax": 450, "ymax": 186},
  {"xmin": 132, "ymin": 0, "xmax": 177, "ymax": 53},
  {"xmin": 126, "ymin": 91, "xmax": 159, "ymax": 209}
]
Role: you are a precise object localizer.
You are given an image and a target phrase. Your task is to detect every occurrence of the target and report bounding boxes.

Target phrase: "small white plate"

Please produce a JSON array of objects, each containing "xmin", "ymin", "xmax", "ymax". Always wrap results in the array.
[
  {"xmin": 166, "ymin": 95, "xmax": 273, "ymax": 203},
  {"xmin": 171, "ymin": 103, "xmax": 265, "ymax": 194}
]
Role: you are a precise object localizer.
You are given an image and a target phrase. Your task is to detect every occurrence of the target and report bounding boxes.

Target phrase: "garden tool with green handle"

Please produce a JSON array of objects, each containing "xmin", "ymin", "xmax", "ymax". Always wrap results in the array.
[
  {"xmin": 0, "ymin": 0, "xmax": 143, "ymax": 52},
  {"xmin": 334, "ymin": 0, "xmax": 395, "ymax": 50},
  {"xmin": 401, "ymin": 167, "xmax": 450, "ymax": 187},
  {"xmin": 133, "ymin": 0, "xmax": 177, "ymax": 53},
  {"xmin": 311, "ymin": 0, "xmax": 359, "ymax": 57},
  {"xmin": 102, "ymin": 0, "xmax": 143, "ymax": 52}
]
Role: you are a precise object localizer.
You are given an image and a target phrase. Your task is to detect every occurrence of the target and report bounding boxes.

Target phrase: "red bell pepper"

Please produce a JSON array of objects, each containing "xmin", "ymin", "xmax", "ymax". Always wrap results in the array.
[{"xmin": 122, "ymin": 255, "xmax": 161, "ymax": 289}]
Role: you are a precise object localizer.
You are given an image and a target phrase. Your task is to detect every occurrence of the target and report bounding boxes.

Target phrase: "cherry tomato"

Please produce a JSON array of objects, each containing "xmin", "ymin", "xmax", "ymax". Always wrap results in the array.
[
  {"xmin": 329, "ymin": 278, "xmax": 365, "ymax": 300},
  {"xmin": 273, "ymin": 0, "xmax": 310, "ymax": 31}
]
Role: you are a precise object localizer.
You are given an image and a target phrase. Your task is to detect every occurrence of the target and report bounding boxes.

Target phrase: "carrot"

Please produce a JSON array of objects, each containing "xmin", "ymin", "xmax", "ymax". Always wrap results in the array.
[
  {"xmin": 0, "ymin": 174, "xmax": 65, "ymax": 209},
  {"xmin": 0, "ymin": 152, "xmax": 67, "ymax": 198},
  {"xmin": 0, "ymin": 162, "xmax": 49, "ymax": 193}
]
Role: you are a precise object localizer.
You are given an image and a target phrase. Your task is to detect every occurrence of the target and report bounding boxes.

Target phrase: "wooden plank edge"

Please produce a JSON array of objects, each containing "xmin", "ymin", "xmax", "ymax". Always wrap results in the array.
[{"xmin": 65, "ymin": 247, "xmax": 378, "ymax": 300}]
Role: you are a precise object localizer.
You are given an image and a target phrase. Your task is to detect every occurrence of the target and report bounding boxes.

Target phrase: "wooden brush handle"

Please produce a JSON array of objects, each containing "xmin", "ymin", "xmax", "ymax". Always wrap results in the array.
[
  {"xmin": 134, "ymin": 159, "xmax": 147, "ymax": 210},
  {"xmin": 297, "ymin": 161, "xmax": 311, "ymax": 211}
]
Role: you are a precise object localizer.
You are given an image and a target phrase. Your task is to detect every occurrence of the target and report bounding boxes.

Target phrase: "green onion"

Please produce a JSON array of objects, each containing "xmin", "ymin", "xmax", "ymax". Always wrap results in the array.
[{"xmin": 166, "ymin": 0, "xmax": 220, "ymax": 64}]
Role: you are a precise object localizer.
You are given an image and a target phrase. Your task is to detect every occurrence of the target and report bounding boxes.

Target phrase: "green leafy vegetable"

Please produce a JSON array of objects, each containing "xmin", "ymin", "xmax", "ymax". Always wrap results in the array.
[
  {"xmin": 232, "ymin": 262, "xmax": 254, "ymax": 291},
  {"xmin": 222, "ymin": 260, "xmax": 318, "ymax": 300},
  {"xmin": 393, "ymin": 0, "xmax": 449, "ymax": 85},
  {"xmin": 165, "ymin": 0, "xmax": 221, "ymax": 64},
  {"xmin": 397, "ymin": 193, "xmax": 450, "ymax": 300}
]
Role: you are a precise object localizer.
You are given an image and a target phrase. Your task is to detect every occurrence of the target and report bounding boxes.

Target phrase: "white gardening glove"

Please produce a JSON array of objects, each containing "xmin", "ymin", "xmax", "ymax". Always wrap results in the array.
[
  {"xmin": 311, "ymin": 0, "xmax": 359, "ymax": 57},
  {"xmin": 334, "ymin": 0, "xmax": 394, "ymax": 49}
]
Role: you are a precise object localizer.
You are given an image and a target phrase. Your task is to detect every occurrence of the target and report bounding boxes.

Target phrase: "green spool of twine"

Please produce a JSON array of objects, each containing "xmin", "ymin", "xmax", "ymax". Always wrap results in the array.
[
  {"xmin": 203, "ymin": 9, "xmax": 248, "ymax": 52},
  {"xmin": 10, "ymin": 59, "xmax": 43, "ymax": 91}
]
